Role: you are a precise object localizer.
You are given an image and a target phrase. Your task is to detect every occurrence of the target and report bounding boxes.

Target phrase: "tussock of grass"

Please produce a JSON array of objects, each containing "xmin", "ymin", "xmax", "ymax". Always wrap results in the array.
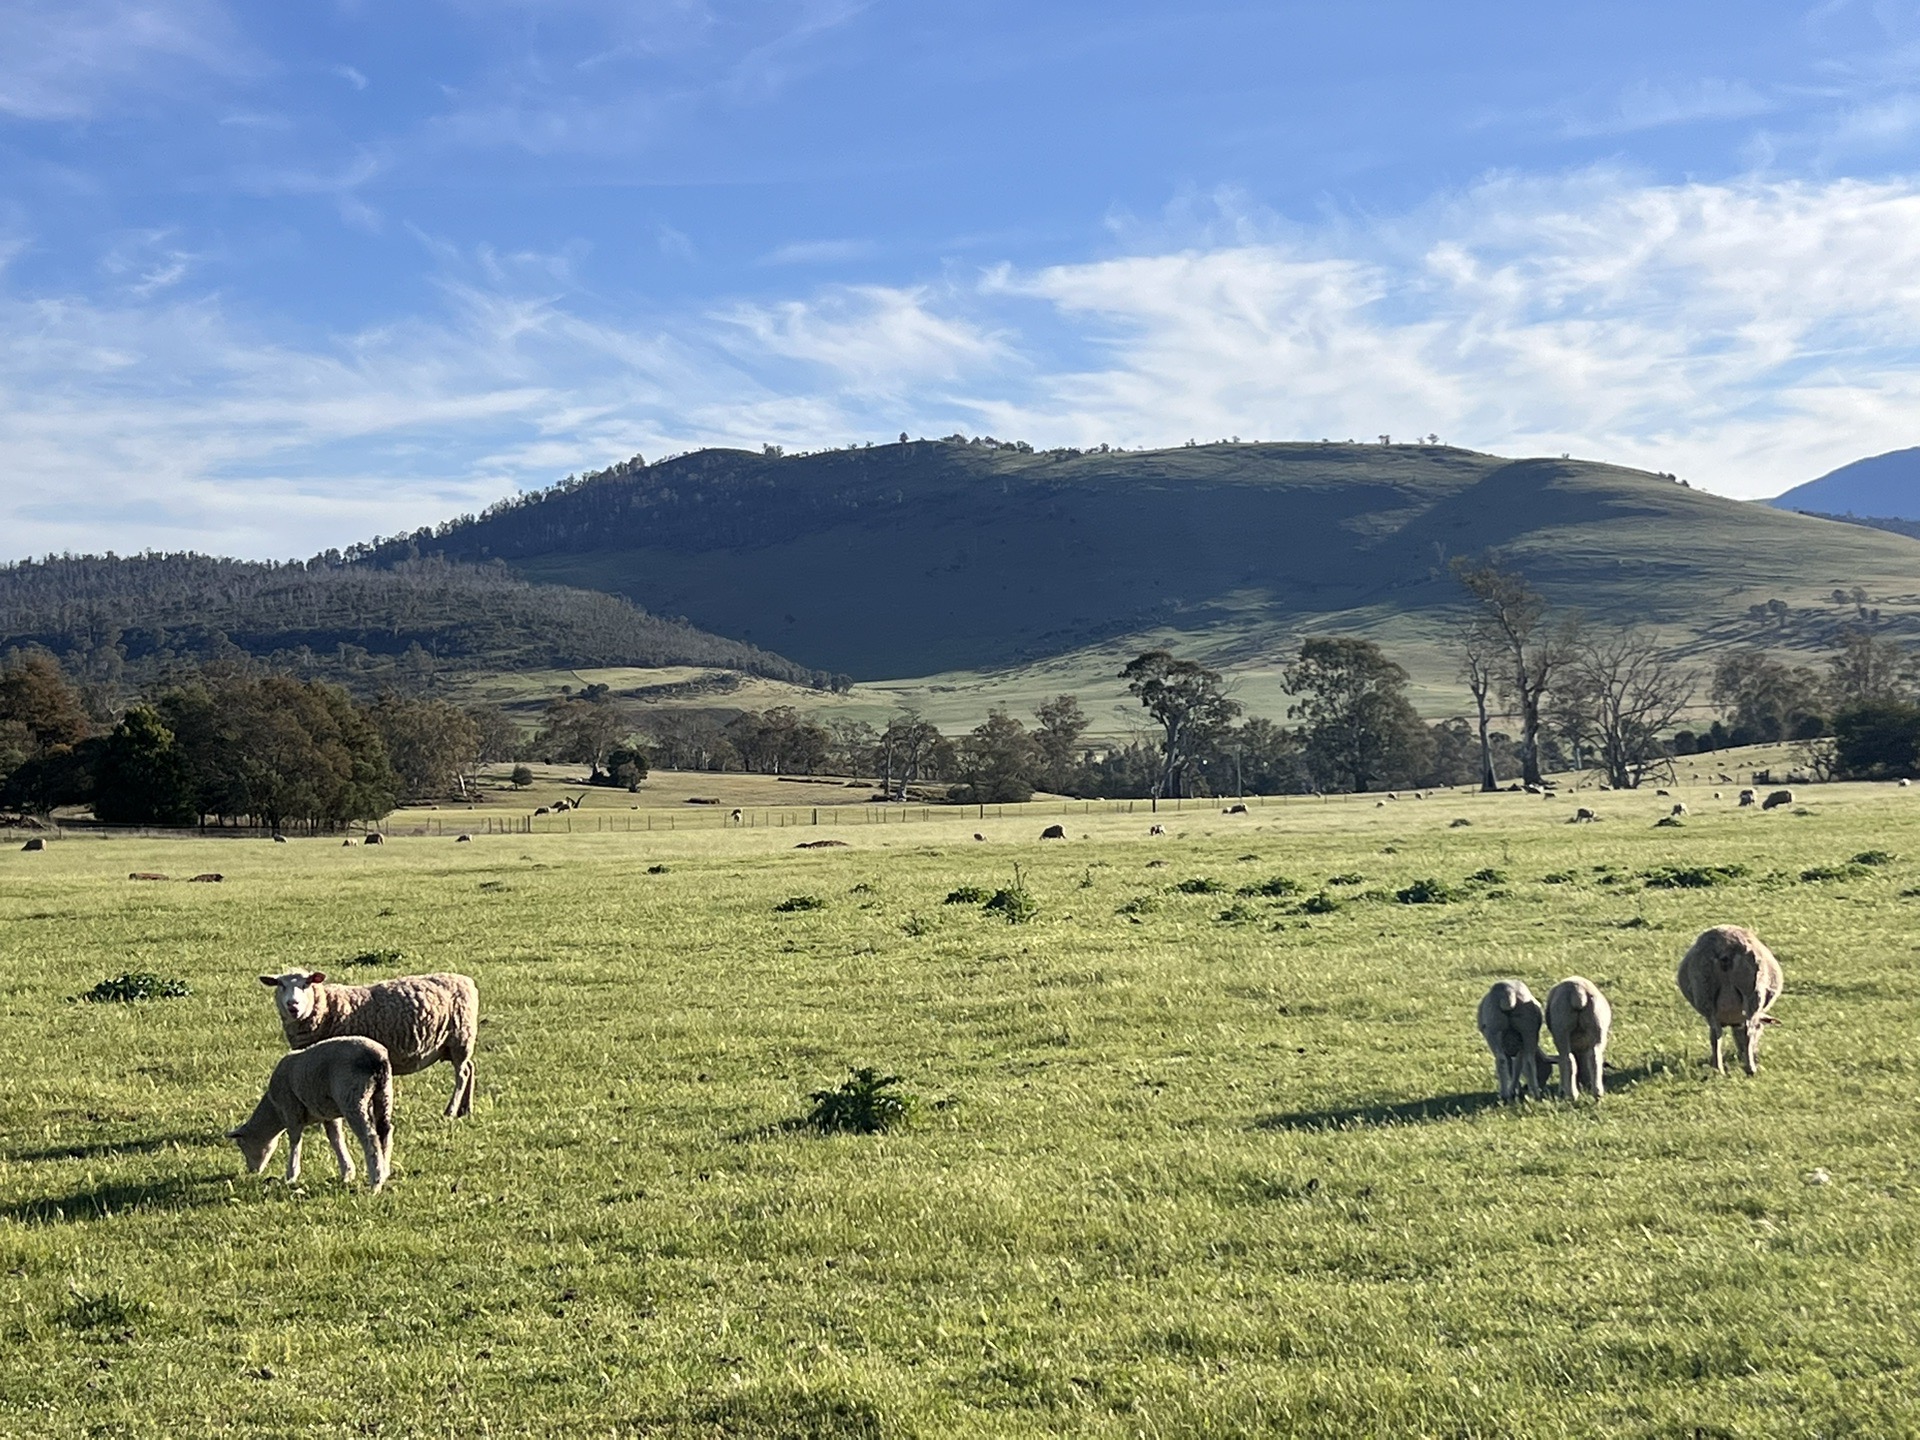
[
  {"xmin": 1175, "ymin": 877, "xmax": 1225, "ymax": 894},
  {"xmin": 774, "ymin": 893, "xmax": 825, "ymax": 912},
  {"xmin": 943, "ymin": 884, "xmax": 990, "ymax": 904},
  {"xmin": 1641, "ymin": 862, "xmax": 1751, "ymax": 889},
  {"xmin": 78, "ymin": 972, "xmax": 190, "ymax": 1003}
]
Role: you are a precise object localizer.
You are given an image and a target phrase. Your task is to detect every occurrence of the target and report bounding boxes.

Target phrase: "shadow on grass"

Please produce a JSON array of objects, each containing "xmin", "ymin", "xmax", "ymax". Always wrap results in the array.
[
  {"xmin": 0, "ymin": 1172, "xmax": 229, "ymax": 1225},
  {"xmin": 6, "ymin": 1132, "xmax": 208, "ymax": 1164},
  {"xmin": 1255, "ymin": 1061, "xmax": 1668, "ymax": 1132}
]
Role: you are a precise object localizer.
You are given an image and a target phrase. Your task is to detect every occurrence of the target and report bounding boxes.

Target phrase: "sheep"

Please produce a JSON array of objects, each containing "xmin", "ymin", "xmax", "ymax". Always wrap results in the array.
[
  {"xmin": 228, "ymin": 1036, "xmax": 393, "ymax": 1191},
  {"xmin": 20, "ymin": 837, "xmax": 44, "ymax": 851},
  {"xmin": 1040, "ymin": 824, "xmax": 1067, "ymax": 839},
  {"xmin": 1675, "ymin": 925, "xmax": 1784, "ymax": 1076},
  {"xmin": 1572, "ymin": 807, "xmax": 1597, "ymax": 822},
  {"xmin": 364, "ymin": 832, "xmax": 383, "ymax": 845},
  {"xmin": 1762, "ymin": 789, "xmax": 1794, "ymax": 811},
  {"xmin": 730, "ymin": 808, "xmax": 743, "ymax": 824},
  {"xmin": 1477, "ymin": 981, "xmax": 1550, "ymax": 1101},
  {"xmin": 1738, "ymin": 789, "xmax": 1756, "ymax": 807},
  {"xmin": 189, "ymin": 873, "xmax": 222, "ymax": 883},
  {"xmin": 455, "ymin": 834, "xmax": 471, "ymax": 843},
  {"xmin": 1223, "ymin": 803, "xmax": 1248, "ymax": 814},
  {"xmin": 341, "ymin": 838, "xmax": 356, "ymax": 847},
  {"xmin": 1902, "ymin": 778, "xmax": 1913, "ymax": 788},
  {"xmin": 1148, "ymin": 823, "xmax": 1166, "ymax": 836},
  {"xmin": 1670, "ymin": 802, "xmax": 1688, "ymax": 817},
  {"xmin": 973, "ymin": 832, "xmax": 986, "ymax": 842},
  {"xmin": 1546, "ymin": 977, "xmax": 1613, "ymax": 1100},
  {"xmin": 259, "ymin": 970, "xmax": 478, "ymax": 1117}
]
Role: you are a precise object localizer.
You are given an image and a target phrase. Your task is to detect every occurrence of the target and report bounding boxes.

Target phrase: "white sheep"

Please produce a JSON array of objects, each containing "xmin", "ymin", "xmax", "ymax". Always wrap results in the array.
[
  {"xmin": 1546, "ymin": 976, "xmax": 1612, "ymax": 1100},
  {"xmin": 1477, "ymin": 981, "xmax": 1549, "ymax": 1101},
  {"xmin": 1670, "ymin": 802, "xmax": 1688, "ymax": 817},
  {"xmin": 228, "ymin": 1036, "xmax": 393, "ymax": 1190},
  {"xmin": 260, "ymin": 970, "xmax": 478, "ymax": 1117},
  {"xmin": 1675, "ymin": 925, "xmax": 1783, "ymax": 1075},
  {"xmin": 1148, "ymin": 823, "xmax": 1166, "ymax": 835}
]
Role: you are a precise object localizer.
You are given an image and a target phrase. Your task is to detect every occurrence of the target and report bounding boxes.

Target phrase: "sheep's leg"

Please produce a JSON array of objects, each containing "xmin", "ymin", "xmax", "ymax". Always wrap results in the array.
[
  {"xmin": 324, "ymin": 1118, "xmax": 355, "ymax": 1183},
  {"xmin": 445, "ymin": 1042, "xmax": 474, "ymax": 1118},
  {"xmin": 1707, "ymin": 1022, "xmax": 1724, "ymax": 1074},
  {"xmin": 1737, "ymin": 1022, "xmax": 1759, "ymax": 1076},
  {"xmin": 1522, "ymin": 1049, "xmax": 1543, "ymax": 1101},
  {"xmin": 1559, "ymin": 1049, "xmax": 1579, "ymax": 1100},
  {"xmin": 347, "ymin": 1107, "xmax": 388, "ymax": 1192},
  {"xmin": 1588, "ymin": 1042, "xmax": 1606, "ymax": 1100},
  {"xmin": 1496, "ymin": 1054, "xmax": 1518, "ymax": 1101},
  {"xmin": 283, "ymin": 1125, "xmax": 304, "ymax": 1186}
]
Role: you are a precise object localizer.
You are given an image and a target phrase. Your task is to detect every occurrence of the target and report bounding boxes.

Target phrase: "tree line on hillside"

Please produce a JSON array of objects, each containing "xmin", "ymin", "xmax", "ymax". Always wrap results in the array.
[
  {"xmin": 0, "ymin": 553, "xmax": 834, "ymax": 696},
  {"xmin": 0, "ymin": 652, "xmax": 522, "ymax": 829}
]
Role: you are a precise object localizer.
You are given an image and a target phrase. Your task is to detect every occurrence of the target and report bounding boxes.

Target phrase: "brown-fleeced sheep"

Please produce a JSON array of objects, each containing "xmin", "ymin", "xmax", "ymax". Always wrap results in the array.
[
  {"xmin": 1040, "ymin": 824, "xmax": 1067, "ymax": 839},
  {"xmin": 260, "ymin": 971, "xmax": 479, "ymax": 1117},
  {"xmin": 1546, "ymin": 976, "xmax": 1613, "ymax": 1100},
  {"xmin": 1675, "ymin": 925, "xmax": 1783, "ymax": 1075},
  {"xmin": 1477, "ymin": 981, "xmax": 1550, "ymax": 1101}
]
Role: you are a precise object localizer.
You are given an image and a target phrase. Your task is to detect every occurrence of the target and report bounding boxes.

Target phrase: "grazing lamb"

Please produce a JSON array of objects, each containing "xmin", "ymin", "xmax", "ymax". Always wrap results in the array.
[
  {"xmin": 228, "ymin": 1036, "xmax": 393, "ymax": 1191},
  {"xmin": 1762, "ymin": 789, "xmax": 1794, "ymax": 811},
  {"xmin": 1224, "ymin": 803, "xmax": 1248, "ymax": 814},
  {"xmin": 1738, "ymin": 789, "xmax": 1756, "ymax": 807},
  {"xmin": 1040, "ymin": 824, "xmax": 1067, "ymax": 839},
  {"xmin": 1477, "ymin": 981, "xmax": 1550, "ymax": 1101},
  {"xmin": 1546, "ymin": 977, "xmax": 1613, "ymax": 1100},
  {"xmin": 1572, "ymin": 807, "xmax": 1598, "ymax": 823},
  {"xmin": 1148, "ymin": 823, "xmax": 1166, "ymax": 836},
  {"xmin": 1670, "ymin": 802, "xmax": 1688, "ymax": 817},
  {"xmin": 259, "ymin": 970, "xmax": 478, "ymax": 1117},
  {"xmin": 364, "ymin": 832, "xmax": 383, "ymax": 845},
  {"xmin": 730, "ymin": 808, "xmax": 743, "ymax": 824},
  {"xmin": 20, "ymin": 837, "xmax": 45, "ymax": 851},
  {"xmin": 1675, "ymin": 925, "xmax": 1784, "ymax": 1076}
]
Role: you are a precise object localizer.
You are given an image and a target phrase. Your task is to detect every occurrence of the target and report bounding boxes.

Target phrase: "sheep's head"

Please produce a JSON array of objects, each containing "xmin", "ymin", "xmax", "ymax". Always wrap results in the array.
[
  {"xmin": 259, "ymin": 971, "xmax": 327, "ymax": 1025},
  {"xmin": 226, "ymin": 1119, "xmax": 281, "ymax": 1174}
]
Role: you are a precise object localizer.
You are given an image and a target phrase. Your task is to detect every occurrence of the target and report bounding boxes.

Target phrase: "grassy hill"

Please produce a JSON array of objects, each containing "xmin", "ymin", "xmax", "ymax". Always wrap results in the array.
[{"xmin": 375, "ymin": 441, "xmax": 1920, "ymax": 714}]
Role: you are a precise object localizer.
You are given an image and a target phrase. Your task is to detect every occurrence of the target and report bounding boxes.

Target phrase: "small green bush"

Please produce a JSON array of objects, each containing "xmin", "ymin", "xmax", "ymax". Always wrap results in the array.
[
  {"xmin": 1467, "ymin": 867, "xmax": 1508, "ymax": 884},
  {"xmin": 1395, "ymin": 878, "xmax": 1460, "ymax": 905},
  {"xmin": 944, "ymin": 885, "xmax": 991, "ymax": 905},
  {"xmin": 81, "ymin": 972, "xmax": 190, "ymax": 1004},
  {"xmin": 344, "ymin": 947, "xmax": 405, "ymax": 969},
  {"xmin": 58, "ymin": 1287, "xmax": 152, "ymax": 1331},
  {"xmin": 1216, "ymin": 901, "xmax": 1259, "ymax": 924},
  {"xmin": 984, "ymin": 887, "xmax": 1038, "ymax": 924},
  {"xmin": 902, "ymin": 913, "xmax": 932, "ymax": 937},
  {"xmin": 1642, "ymin": 863, "xmax": 1750, "ymax": 889},
  {"xmin": 1238, "ymin": 875, "xmax": 1300, "ymax": 898},
  {"xmin": 1176, "ymin": 877, "xmax": 1225, "ymax": 894},
  {"xmin": 1854, "ymin": 850, "xmax": 1897, "ymax": 866},
  {"xmin": 1801, "ymin": 863, "xmax": 1871, "ymax": 883},
  {"xmin": 775, "ymin": 894, "xmax": 825, "ymax": 913},
  {"xmin": 1117, "ymin": 895, "xmax": 1160, "ymax": 916},
  {"xmin": 1300, "ymin": 891, "xmax": 1340, "ymax": 915},
  {"xmin": 1449, "ymin": 818, "xmax": 1472, "ymax": 828},
  {"xmin": 647, "ymin": 863, "xmax": 670, "ymax": 874},
  {"xmin": 807, "ymin": 1067, "xmax": 917, "ymax": 1134},
  {"xmin": 1327, "ymin": 872, "xmax": 1364, "ymax": 886}
]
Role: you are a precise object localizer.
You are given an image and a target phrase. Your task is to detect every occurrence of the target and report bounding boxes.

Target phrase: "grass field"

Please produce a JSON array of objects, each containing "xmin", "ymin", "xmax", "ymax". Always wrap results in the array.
[{"xmin": 4, "ymin": 780, "xmax": 1919, "ymax": 1436}]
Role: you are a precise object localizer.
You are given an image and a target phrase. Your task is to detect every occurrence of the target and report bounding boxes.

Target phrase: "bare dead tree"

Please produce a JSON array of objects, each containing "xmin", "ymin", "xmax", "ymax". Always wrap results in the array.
[
  {"xmin": 1453, "ymin": 557, "xmax": 1581, "ymax": 787},
  {"xmin": 1454, "ymin": 613, "xmax": 1503, "ymax": 792},
  {"xmin": 1574, "ymin": 628, "xmax": 1696, "ymax": 790}
]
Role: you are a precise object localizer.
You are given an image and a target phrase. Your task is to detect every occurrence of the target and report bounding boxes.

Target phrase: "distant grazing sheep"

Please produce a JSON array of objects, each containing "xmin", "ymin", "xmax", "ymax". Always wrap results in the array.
[
  {"xmin": 1546, "ymin": 977, "xmax": 1613, "ymax": 1100},
  {"xmin": 534, "ymin": 806, "xmax": 550, "ymax": 816},
  {"xmin": 130, "ymin": 872, "xmax": 168, "ymax": 881},
  {"xmin": 1656, "ymin": 789, "xmax": 1670, "ymax": 796},
  {"xmin": 973, "ymin": 832, "xmax": 986, "ymax": 842},
  {"xmin": 1040, "ymin": 824, "xmax": 1067, "ymax": 840},
  {"xmin": 1572, "ymin": 807, "xmax": 1597, "ymax": 823},
  {"xmin": 455, "ymin": 834, "xmax": 471, "ymax": 843},
  {"xmin": 260, "ymin": 970, "xmax": 478, "ymax": 1118},
  {"xmin": 1675, "ymin": 925, "xmax": 1784, "ymax": 1076},
  {"xmin": 1148, "ymin": 823, "xmax": 1166, "ymax": 836},
  {"xmin": 1762, "ymin": 789, "xmax": 1794, "ymax": 810},
  {"xmin": 228, "ymin": 1036, "xmax": 392, "ymax": 1191},
  {"xmin": 1738, "ymin": 789, "xmax": 1756, "ymax": 807},
  {"xmin": 20, "ymin": 838, "xmax": 44, "ymax": 851},
  {"xmin": 1224, "ymin": 803, "xmax": 1248, "ymax": 814},
  {"xmin": 365, "ymin": 832, "xmax": 383, "ymax": 845},
  {"xmin": 1670, "ymin": 802, "xmax": 1688, "ymax": 817},
  {"xmin": 730, "ymin": 808, "xmax": 743, "ymax": 824},
  {"xmin": 341, "ymin": 838, "xmax": 356, "ymax": 847},
  {"xmin": 1902, "ymin": 778, "xmax": 1913, "ymax": 788},
  {"xmin": 1477, "ymin": 981, "xmax": 1549, "ymax": 1101},
  {"xmin": 189, "ymin": 873, "xmax": 223, "ymax": 883},
  {"xmin": 272, "ymin": 833, "xmax": 288, "ymax": 843}
]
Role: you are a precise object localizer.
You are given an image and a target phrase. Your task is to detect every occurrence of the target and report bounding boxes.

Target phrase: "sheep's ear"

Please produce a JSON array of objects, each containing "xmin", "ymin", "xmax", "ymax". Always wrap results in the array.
[
  {"xmin": 257, "ymin": 975, "xmax": 279, "ymax": 988},
  {"xmin": 306, "ymin": 971, "xmax": 326, "ymax": 985}
]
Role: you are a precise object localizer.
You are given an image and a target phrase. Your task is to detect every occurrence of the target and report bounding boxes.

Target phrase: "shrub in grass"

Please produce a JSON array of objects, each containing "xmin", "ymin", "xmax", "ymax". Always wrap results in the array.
[
  {"xmin": 775, "ymin": 894, "xmax": 825, "ymax": 913},
  {"xmin": 344, "ymin": 947, "xmax": 405, "ymax": 969},
  {"xmin": 1449, "ymin": 818, "xmax": 1472, "ymax": 827},
  {"xmin": 58, "ymin": 1287, "xmax": 151, "ymax": 1331},
  {"xmin": 1395, "ymin": 878, "xmax": 1460, "ymax": 905},
  {"xmin": 1854, "ymin": 850, "xmax": 1897, "ymax": 866},
  {"xmin": 1541, "ymin": 870, "xmax": 1577, "ymax": 884},
  {"xmin": 944, "ymin": 885, "xmax": 991, "ymax": 905},
  {"xmin": 806, "ymin": 1067, "xmax": 916, "ymax": 1134},
  {"xmin": 1328, "ymin": 872, "xmax": 1364, "ymax": 886},
  {"xmin": 1300, "ymin": 891, "xmax": 1341, "ymax": 914},
  {"xmin": 1641, "ymin": 863, "xmax": 1750, "ymax": 889},
  {"xmin": 1216, "ymin": 901, "xmax": 1259, "ymax": 924},
  {"xmin": 80, "ymin": 972, "xmax": 190, "ymax": 1004},
  {"xmin": 646, "ymin": 863, "xmax": 670, "ymax": 874},
  {"xmin": 1467, "ymin": 867, "xmax": 1508, "ymax": 884},
  {"xmin": 1176, "ymin": 877, "xmax": 1225, "ymax": 894},
  {"xmin": 902, "ymin": 913, "xmax": 933, "ymax": 937},
  {"xmin": 1237, "ymin": 875, "xmax": 1300, "ymax": 898},
  {"xmin": 1801, "ymin": 863, "xmax": 1872, "ymax": 882},
  {"xmin": 1117, "ymin": 895, "xmax": 1160, "ymax": 916},
  {"xmin": 983, "ymin": 887, "xmax": 1038, "ymax": 924}
]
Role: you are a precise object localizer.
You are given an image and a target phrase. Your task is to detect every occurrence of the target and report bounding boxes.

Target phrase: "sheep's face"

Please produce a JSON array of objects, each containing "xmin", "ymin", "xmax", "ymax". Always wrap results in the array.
[
  {"xmin": 227, "ymin": 1123, "xmax": 280, "ymax": 1174},
  {"xmin": 259, "ymin": 971, "xmax": 326, "ymax": 1025}
]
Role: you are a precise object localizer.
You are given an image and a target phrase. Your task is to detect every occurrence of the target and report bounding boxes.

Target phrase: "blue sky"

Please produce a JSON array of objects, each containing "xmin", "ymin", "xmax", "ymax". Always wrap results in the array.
[{"xmin": 7, "ymin": 1, "xmax": 1920, "ymax": 560}]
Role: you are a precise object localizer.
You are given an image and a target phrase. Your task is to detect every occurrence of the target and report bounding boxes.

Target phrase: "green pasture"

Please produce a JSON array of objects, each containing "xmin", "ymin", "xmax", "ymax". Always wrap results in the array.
[{"xmin": 3, "ymin": 783, "xmax": 1919, "ymax": 1436}]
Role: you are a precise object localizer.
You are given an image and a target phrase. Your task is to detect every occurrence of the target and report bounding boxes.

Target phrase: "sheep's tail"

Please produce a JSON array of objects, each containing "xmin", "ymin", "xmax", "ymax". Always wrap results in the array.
[
  {"xmin": 373, "ymin": 1059, "xmax": 393, "ymax": 1146},
  {"xmin": 1570, "ymin": 987, "xmax": 1590, "ymax": 1011}
]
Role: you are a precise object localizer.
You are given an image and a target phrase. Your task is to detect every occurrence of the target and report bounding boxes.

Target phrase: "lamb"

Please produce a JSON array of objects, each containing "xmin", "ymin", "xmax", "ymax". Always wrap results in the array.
[
  {"xmin": 1762, "ymin": 788, "xmax": 1794, "ymax": 810},
  {"xmin": 1477, "ymin": 981, "xmax": 1550, "ymax": 1101},
  {"xmin": 1675, "ymin": 925, "xmax": 1784, "ymax": 1075},
  {"xmin": 1040, "ymin": 824, "xmax": 1067, "ymax": 839},
  {"xmin": 1148, "ymin": 823, "xmax": 1167, "ymax": 836},
  {"xmin": 364, "ymin": 832, "xmax": 383, "ymax": 845},
  {"xmin": 1670, "ymin": 802, "xmax": 1688, "ymax": 817},
  {"xmin": 1572, "ymin": 807, "xmax": 1597, "ymax": 822},
  {"xmin": 259, "ymin": 970, "xmax": 478, "ymax": 1117},
  {"xmin": 228, "ymin": 1036, "xmax": 393, "ymax": 1191},
  {"xmin": 1545, "ymin": 977, "xmax": 1612, "ymax": 1100},
  {"xmin": 1738, "ymin": 789, "xmax": 1756, "ymax": 807}
]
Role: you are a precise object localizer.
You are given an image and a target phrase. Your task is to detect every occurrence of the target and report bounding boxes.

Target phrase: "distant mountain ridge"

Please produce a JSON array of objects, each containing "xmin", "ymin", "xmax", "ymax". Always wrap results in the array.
[
  {"xmin": 1770, "ymin": 447, "xmax": 1920, "ymax": 520},
  {"xmin": 356, "ymin": 438, "xmax": 1920, "ymax": 681}
]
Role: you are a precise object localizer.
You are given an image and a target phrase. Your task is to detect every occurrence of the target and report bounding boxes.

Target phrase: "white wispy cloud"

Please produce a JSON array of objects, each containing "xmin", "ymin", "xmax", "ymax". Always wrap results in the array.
[
  {"xmin": 0, "ymin": 0, "xmax": 250, "ymax": 121},
  {"xmin": 10, "ymin": 170, "xmax": 1920, "ymax": 562}
]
